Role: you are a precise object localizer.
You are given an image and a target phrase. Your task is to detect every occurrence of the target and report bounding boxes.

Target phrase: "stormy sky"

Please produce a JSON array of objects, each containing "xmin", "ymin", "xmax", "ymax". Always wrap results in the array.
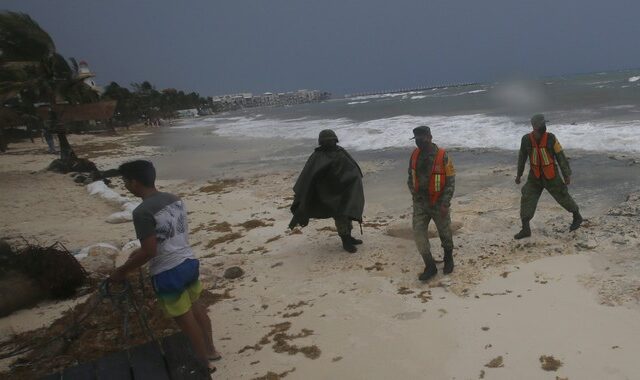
[{"xmin": 4, "ymin": 0, "xmax": 639, "ymax": 96}]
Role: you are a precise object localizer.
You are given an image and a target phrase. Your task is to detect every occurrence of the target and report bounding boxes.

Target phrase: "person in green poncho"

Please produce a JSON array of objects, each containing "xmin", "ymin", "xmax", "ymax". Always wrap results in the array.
[{"xmin": 289, "ymin": 129, "xmax": 365, "ymax": 253}]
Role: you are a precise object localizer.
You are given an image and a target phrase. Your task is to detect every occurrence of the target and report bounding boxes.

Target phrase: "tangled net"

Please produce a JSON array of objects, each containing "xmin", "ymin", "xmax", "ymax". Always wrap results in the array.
[{"xmin": 11, "ymin": 241, "xmax": 87, "ymax": 299}]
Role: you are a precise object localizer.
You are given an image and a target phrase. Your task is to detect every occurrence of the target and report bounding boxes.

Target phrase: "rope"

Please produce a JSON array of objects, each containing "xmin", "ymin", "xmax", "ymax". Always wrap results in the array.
[
  {"xmin": 0, "ymin": 277, "xmax": 158, "ymax": 361},
  {"xmin": 0, "ymin": 290, "xmax": 103, "ymax": 360},
  {"xmin": 100, "ymin": 277, "xmax": 160, "ymax": 350}
]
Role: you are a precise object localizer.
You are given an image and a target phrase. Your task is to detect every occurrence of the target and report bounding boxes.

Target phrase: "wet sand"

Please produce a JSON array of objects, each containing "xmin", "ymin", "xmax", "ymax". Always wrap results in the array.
[{"xmin": 1, "ymin": 126, "xmax": 640, "ymax": 379}]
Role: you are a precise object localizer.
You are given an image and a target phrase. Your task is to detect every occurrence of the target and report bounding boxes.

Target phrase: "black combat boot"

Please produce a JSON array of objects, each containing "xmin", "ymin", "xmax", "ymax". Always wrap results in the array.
[
  {"xmin": 349, "ymin": 234, "xmax": 363, "ymax": 245},
  {"xmin": 419, "ymin": 264, "xmax": 438, "ymax": 282},
  {"xmin": 419, "ymin": 255, "xmax": 438, "ymax": 282},
  {"xmin": 340, "ymin": 234, "xmax": 357, "ymax": 253},
  {"xmin": 569, "ymin": 211, "xmax": 583, "ymax": 232},
  {"xmin": 443, "ymin": 249, "xmax": 454, "ymax": 274},
  {"xmin": 514, "ymin": 219, "xmax": 531, "ymax": 240}
]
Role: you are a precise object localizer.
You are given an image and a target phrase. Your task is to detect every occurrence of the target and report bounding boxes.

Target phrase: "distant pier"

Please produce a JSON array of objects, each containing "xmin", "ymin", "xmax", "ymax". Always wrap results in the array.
[{"xmin": 344, "ymin": 82, "xmax": 480, "ymax": 98}]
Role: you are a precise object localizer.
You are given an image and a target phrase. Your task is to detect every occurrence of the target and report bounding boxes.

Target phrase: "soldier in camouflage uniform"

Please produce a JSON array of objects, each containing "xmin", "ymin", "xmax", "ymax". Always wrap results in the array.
[
  {"xmin": 514, "ymin": 114, "xmax": 583, "ymax": 239},
  {"xmin": 408, "ymin": 126, "xmax": 456, "ymax": 282}
]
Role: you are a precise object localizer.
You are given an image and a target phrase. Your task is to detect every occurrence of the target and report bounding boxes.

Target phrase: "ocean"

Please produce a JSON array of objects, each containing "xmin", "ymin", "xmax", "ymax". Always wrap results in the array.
[{"xmin": 171, "ymin": 69, "xmax": 640, "ymax": 154}]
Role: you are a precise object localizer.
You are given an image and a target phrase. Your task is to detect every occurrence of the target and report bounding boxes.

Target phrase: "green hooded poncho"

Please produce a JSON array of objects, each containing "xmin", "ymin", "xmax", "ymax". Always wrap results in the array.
[{"xmin": 288, "ymin": 145, "xmax": 364, "ymax": 229}]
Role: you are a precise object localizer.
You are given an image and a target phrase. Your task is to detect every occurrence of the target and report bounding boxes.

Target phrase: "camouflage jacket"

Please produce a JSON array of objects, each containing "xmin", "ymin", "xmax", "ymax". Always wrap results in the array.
[{"xmin": 407, "ymin": 143, "xmax": 456, "ymax": 206}]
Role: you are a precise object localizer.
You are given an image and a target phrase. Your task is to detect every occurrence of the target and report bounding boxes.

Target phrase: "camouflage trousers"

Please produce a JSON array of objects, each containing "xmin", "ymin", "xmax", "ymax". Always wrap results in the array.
[
  {"xmin": 334, "ymin": 216, "xmax": 353, "ymax": 236},
  {"xmin": 520, "ymin": 175, "xmax": 579, "ymax": 221},
  {"xmin": 412, "ymin": 199, "xmax": 453, "ymax": 266}
]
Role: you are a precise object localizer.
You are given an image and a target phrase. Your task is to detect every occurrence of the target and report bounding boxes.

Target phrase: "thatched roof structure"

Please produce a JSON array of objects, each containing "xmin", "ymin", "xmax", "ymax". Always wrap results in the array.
[
  {"xmin": 1, "ymin": 100, "xmax": 117, "ymax": 129},
  {"xmin": 37, "ymin": 100, "xmax": 117, "ymax": 122}
]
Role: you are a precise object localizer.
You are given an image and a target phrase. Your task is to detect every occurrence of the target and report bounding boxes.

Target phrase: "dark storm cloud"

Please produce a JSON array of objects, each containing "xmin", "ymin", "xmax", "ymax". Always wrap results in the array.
[{"xmin": 4, "ymin": 0, "xmax": 639, "ymax": 96}]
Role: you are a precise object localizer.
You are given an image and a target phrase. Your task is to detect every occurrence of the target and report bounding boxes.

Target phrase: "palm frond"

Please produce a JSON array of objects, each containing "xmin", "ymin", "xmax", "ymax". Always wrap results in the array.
[
  {"xmin": 68, "ymin": 57, "xmax": 78, "ymax": 75},
  {"xmin": 50, "ymin": 53, "xmax": 72, "ymax": 80},
  {"xmin": 0, "ymin": 11, "xmax": 55, "ymax": 62}
]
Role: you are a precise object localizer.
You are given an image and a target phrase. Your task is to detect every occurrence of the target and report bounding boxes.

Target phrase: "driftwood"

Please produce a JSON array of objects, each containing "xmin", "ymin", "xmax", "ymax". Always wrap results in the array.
[
  {"xmin": 47, "ymin": 157, "xmax": 120, "ymax": 186},
  {"xmin": 36, "ymin": 101, "xmax": 117, "ymax": 123}
]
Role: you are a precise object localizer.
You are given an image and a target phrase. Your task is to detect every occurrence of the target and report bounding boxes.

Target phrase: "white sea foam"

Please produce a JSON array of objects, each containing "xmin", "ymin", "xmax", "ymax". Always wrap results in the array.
[
  {"xmin": 439, "ymin": 89, "xmax": 488, "ymax": 97},
  {"xmin": 210, "ymin": 113, "xmax": 640, "ymax": 153},
  {"xmin": 347, "ymin": 101, "xmax": 370, "ymax": 105},
  {"xmin": 170, "ymin": 116, "xmax": 245, "ymax": 129},
  {"xmin": 348, "ymin": 88, "xmax": 491, "ymax": 101},
  {"xmin": 586, "ymin": 80, "xmax": 615, "ymax": 86},
  {"xmin": 349, "ymin": 91, "xmax": 422, "ymax": 101},
  {"xmin": 602, "ymin": 105, "xmax": 636, "ymax": 110},
  {"xmin": 628, "ymin": 76, "xmax": 640, "ymax": 83},
  {"xmin": 171, "ymin": 117, "xmax": 215, "ymax": 129}
]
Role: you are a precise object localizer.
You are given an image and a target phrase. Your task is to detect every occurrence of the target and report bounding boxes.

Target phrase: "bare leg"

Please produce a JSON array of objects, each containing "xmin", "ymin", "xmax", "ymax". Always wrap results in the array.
[
  {"xmin": 192, "ymin": 301, "xmax": 220, "ymax": 359},
  {"xmin": 173, "ymin": 309, "xmax": 210, "ymax": 367}
]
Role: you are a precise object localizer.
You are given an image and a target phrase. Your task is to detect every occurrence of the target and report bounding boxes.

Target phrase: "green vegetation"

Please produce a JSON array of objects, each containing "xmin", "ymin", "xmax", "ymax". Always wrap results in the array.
[
  {"xmin": 102, "ymin": 81, "xmax": 212, "ymax": 125},
  {"xmin": 0, "ymin": 11, "xmax": 98, "ymax": 159},
  {"xmin": 0, "ymin": 11, "xmax": 214, "ymax": 155}
]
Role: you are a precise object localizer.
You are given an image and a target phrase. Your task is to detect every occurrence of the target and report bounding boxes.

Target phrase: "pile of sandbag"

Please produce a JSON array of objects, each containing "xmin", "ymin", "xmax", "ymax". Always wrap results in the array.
[
  {"xmin": 75, "ymin": 240, "xmax": 140, "ymax": 275},
  {"xmin": 86, "ymin": 181, "xmax": 140, "ymax": 224}
]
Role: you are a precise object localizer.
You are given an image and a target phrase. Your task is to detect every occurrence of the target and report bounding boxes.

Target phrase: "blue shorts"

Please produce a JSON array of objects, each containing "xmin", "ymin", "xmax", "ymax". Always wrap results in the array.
[{"xmin": 151, "ymin": 259, "xmax": 202, "ymax": 317}]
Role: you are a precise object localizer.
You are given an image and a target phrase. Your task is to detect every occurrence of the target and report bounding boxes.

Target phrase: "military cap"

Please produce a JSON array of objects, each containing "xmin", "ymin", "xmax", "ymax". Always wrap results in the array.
[
  {"xmin": 530, "ymin": 114, "xmax": 548, "ymax": 126},
  {"xmin": 410, "ymin": 125, "xmax": 431, "ymax": 139},
  {"xmin": 318, "ymin": 129, "xmax": 339, "ymax": 144}
]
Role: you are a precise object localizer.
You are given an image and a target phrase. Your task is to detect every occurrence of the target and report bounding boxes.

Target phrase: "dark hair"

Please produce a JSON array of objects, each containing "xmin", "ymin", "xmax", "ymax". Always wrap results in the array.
[{"xmin": 118, "ymin": 160, "xmax": 156, "ymax": 187}]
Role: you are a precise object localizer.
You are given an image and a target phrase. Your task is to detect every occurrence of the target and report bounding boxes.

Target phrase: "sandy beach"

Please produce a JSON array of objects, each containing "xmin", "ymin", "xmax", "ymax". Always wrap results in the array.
[{"xmin": 1, "ymin": 125, "xmax": 640, "ymax": 379}]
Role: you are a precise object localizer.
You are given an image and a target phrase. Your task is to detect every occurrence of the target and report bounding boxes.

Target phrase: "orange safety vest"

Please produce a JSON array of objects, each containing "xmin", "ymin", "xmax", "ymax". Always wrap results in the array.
[
  {"xmin": 529, "ymin": 132, "xmax": 556, "ymax": 179},
  {"xmin": 410, "ymin": 147, "xmax": 447, "ymax": 205}
]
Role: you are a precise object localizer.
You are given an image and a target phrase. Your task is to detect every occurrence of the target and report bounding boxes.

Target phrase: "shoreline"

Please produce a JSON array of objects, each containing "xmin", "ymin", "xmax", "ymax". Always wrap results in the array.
[{"xmin": 1, "ymin": 125, "xmax": 639, "ymax": 378}]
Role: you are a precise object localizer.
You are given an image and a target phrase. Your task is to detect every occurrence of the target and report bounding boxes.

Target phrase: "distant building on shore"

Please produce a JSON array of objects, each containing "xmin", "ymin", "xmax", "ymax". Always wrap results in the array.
[
  {"xmin": 77, "ymin": 61, "xmax": 103, "ymax": 94},
  {"xmin": 176, "ymin": 108, "xmax": 199, "ymax": 118}
]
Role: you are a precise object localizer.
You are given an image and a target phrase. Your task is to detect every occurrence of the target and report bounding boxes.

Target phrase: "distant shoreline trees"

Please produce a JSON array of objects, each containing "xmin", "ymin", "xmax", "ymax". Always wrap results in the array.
[
  {"xmin": 102, "ymin": 81, "xmax": 211, "ymax": 125},
  {"xmin": 0, "ymin": 10, "xmax": 213, "ymax": 157},
  {"xmin": 0, "ymin": 10, "xmax": 330, "ymax": 154}
]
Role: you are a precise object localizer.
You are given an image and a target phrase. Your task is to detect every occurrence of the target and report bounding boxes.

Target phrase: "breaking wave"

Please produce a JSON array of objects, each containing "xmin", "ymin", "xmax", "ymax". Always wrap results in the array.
[{"xmin": 198, "ymin": 114, "xmax": 640, "ymax": 153}]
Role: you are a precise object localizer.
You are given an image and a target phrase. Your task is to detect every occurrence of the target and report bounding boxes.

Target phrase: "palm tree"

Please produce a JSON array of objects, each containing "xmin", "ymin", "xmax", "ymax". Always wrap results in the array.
[{"xmin": 0, "ymin": 11, "xmax": 97, "ymax": 160}]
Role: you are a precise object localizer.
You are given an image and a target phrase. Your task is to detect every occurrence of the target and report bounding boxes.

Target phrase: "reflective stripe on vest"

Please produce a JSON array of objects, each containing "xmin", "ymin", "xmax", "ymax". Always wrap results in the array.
[
  {"xmin": 528, "ymin": 132, "xmax": 556, "ymax": 179},
  {"xmin": 410, "ymin": 147, "xmax": 447, "ymax": 205}
]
